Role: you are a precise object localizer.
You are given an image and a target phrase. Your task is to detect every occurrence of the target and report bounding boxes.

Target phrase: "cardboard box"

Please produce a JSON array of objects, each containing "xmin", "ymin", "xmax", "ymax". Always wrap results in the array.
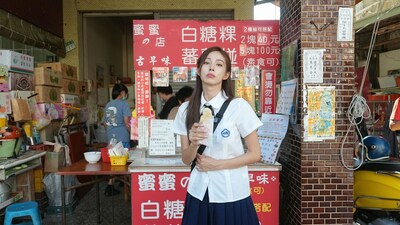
[
  {"xmin": 37, "ymin": 62, "xmax": 77, "ymax": 80},
  {"xmin": 61, "ymin": 79, "xmax": 80, "ymax": 95},
  {"xmin": 35, "ymin": 85, "xmax": 61, "ymax": 103},
  {"xmin": 34, "ymin": 67, "xmax": 62, "ymax": 87},
  {"xmin": 0, "ymin": 92, "xmax": 11, "ymax": 114},
  {"xmin": 60, "ymin": 94, "xmax": 79, "ymax": 106},
  {"xmin": 0, "ymin": 50, "xmax": 34, "ymax": 74},
  {"xmin": 10, "ymin": 90, "xmax": 34, "ymax": 99},
  {"xmin": 8, "ymin": 72, "xmax": 34, "ymax": 91},
  {"xmin": 44, "ymin": 149, "xmax": 65, "ymax": 173}
]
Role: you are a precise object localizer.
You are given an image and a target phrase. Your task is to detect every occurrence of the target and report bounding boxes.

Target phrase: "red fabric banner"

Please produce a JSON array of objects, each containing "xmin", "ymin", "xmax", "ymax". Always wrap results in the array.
[{"xmin": 133, "ymin": 20, "xmax": 280, "ymax": 71}]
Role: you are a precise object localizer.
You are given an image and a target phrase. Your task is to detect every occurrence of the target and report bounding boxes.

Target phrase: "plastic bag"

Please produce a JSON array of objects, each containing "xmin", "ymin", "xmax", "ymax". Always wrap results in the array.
[
  {"xmin": 43, "ymin": 173, "xmax": 80, "ymax": 206},
  {"xmin": 28, "ymin": 96, "xmax": 51, "ymax": 130}
]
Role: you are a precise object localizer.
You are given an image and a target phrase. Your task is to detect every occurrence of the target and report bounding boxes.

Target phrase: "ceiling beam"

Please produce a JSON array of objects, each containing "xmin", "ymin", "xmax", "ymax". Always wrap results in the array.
[{"xmin": 254, "ymin": 0, "xmax": 274, "ymax": 6}]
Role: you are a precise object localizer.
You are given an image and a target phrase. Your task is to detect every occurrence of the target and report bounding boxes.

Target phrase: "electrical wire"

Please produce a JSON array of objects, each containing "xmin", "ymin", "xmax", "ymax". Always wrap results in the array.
[{"xmin": 341, "ymin": 0, "xmax": 384, "ymax": 171}]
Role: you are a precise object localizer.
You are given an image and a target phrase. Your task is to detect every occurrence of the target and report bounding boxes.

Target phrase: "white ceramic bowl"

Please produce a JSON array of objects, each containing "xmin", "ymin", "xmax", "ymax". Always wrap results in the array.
[{"xmin": 84, "ymin": 151, "xmax": 101, "ymax": 164}]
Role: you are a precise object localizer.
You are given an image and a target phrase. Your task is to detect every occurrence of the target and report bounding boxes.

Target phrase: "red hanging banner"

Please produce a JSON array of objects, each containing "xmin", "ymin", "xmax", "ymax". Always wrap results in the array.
[
  {"xmin": 261, "ymin": 70, "xmax": 276, "ymax": 114},
  {"xmin": 135, "ymin": 70, "xmax": 151, "ymax": 117},
  {"xmin": 133, "ymin": 20, "xmax": 280, "ymax": 71}
]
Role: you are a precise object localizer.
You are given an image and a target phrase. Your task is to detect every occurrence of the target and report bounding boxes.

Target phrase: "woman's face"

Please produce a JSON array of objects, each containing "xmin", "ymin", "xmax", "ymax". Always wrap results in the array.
[{"xmin": 199, "ymin": 51, "xmax": 230, "ymax": 86}]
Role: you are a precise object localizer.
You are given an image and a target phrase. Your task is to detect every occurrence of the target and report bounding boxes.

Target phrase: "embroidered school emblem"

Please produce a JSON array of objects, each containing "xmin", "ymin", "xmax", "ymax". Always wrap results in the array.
[{"xmin": 221, "ymin": 129, "xmax": 230, "ymax": 138}]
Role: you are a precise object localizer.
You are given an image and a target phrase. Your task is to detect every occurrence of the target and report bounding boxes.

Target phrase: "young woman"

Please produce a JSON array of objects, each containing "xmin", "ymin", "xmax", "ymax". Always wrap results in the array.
[
  {"xmin": 173, "ymin": 46, "xmax": 262, "ymax": 225},
  {"xmin": 103, "ymin": 83, "xmax": 131, "ymax": 196}
]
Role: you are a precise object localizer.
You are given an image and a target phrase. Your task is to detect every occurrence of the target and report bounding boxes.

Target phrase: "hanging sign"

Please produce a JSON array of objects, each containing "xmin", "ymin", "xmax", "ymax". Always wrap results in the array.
[
  {"xmin": 133, "ymin": 20, "xmax": 280, "ymax": 70},
  {"xmin": 135, "ymin": 70, "xmax": 151, "ymax": 117},
  {"xmin": 260, "ymin": 70, "xmax": 276, "ymax": 114}
]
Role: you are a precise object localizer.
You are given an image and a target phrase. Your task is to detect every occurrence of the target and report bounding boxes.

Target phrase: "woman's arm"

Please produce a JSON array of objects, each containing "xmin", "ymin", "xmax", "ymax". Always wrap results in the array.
[
  {"xmin": 389, "ymin": 120, "xmax": 400, "ymax": 131},
  {"xmin": 196, "ymin": 130, "xmax": 261, "ymax": 171},
  {"xmin": 124, "ymin": 116, "xmax": 130, "ymax": 131}
]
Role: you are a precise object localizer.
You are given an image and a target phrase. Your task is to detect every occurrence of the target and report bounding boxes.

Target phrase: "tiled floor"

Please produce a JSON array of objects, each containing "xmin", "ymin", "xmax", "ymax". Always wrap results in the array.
[{"xmin": 42, "ymin": 181, "xmax": 131, "ymax": 225}]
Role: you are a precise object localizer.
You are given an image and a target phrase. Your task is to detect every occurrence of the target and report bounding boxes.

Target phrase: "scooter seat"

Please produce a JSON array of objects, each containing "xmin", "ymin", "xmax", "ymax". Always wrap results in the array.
[{"xmin": 358, "ymin": 159, "xmax": 400, "ymax": 172}]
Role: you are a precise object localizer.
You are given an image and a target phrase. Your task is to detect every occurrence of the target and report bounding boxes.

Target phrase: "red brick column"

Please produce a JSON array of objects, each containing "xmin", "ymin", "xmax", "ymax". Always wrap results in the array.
[{"xmin": 279, "ymin": 0, "xmax": 355, "ymax": 224}]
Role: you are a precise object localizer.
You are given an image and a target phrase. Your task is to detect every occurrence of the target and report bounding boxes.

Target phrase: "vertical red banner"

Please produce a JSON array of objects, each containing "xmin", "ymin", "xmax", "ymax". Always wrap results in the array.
[
  {"xmin": 135, "ymin": 70, "xmax": 151, "ymax": 117},
  {"xmin": 131, "ymin": 170, "xmax": 279, "ymax": 225},
  {"xmin": 261, "ymin": 70, "xmax": 276, "ymax": 114}
]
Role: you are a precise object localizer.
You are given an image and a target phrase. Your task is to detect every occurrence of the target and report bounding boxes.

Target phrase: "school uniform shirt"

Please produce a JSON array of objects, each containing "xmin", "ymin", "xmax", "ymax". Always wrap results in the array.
[{"xmin": 173, "ymin": 91, "xmax": 263, "ymax": 203}]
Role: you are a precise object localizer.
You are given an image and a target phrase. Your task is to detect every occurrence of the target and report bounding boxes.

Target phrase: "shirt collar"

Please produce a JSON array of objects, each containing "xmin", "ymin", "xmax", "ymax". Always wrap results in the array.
[{"xmin": 200, "ymin": 91, "xmax": 228, "ymax": 113}]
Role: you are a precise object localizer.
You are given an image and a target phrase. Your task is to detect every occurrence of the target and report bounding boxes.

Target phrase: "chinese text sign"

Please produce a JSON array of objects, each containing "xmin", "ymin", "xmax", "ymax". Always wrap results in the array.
[
  {"xmin": 131, "ymin": 171, "xmax": 279, "ymax": 225},
  {"xmin": 133, "ymin": 20, "xmax": 280, "ymax": 70},
  {"xmin": 261, "ymin": 70, "xmax": 276, "ymax": 114},
  {"xmin": 135, "ymin": 70, "xmax": 151, "ymax": 117}
]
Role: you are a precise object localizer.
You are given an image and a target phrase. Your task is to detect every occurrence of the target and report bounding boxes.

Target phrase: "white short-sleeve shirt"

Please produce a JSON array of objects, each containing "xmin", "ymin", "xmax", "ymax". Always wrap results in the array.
[{"xmin": 173, "ymin": 91, "xmax": 263, "ymax": 203}]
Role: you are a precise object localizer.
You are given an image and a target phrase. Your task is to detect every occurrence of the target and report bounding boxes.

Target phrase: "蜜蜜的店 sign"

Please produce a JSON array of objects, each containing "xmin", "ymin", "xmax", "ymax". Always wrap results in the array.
[
  {"xmin": 131, "ymin": 170, "xmax": 279, "ymax": 225},
  {"xmin": 132, "ymin": 20, "xmax": 280, "ymax": 71}
]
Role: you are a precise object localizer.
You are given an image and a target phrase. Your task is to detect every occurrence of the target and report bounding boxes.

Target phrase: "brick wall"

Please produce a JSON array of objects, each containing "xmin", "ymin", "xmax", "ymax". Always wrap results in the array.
[
  {"xmin": 279, "ymin": 0, "xmax": 302, "ymax": 224},
  {"xmin": 280, "ymin": 0, "xmax": 355, "ymax": 224}
]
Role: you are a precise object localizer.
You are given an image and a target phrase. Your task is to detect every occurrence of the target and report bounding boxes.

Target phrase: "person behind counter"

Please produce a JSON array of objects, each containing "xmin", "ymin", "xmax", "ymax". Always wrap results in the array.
[
  {"xmin": 167, "ymin": 86, "xmax": 194, "ymax": 120},
  {"xmin": 103, "ymin": 83, "xmax": 131, "ymax": 196},
  {"xmin": 156, "ymin": 85, "xmax": 179, "ymax": 119},
  {"xmin": 172, "ymin": 46, "xmax": 262, "ymax": 225}
]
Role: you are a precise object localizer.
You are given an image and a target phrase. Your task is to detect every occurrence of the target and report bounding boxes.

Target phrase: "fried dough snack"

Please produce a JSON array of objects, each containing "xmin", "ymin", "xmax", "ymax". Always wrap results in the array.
[{"xmin": 200, "ymin": 108, "xmax": 213, "ymax": 123}]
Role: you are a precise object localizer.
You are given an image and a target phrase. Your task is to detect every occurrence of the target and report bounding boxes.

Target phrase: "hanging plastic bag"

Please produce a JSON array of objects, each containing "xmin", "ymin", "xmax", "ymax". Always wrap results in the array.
[
  {"xmin": 43, "ymin": 173, "xmax": 80, "ymax": 206},
  {"xmin": 28, "ymin": 94, "xmax": 51, "ymax": 130}
]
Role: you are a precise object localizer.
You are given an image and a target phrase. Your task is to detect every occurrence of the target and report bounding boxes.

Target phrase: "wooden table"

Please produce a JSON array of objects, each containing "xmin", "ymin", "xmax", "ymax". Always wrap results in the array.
[{"xmin": 57, "ymin": 160, "xmax": 130, "ymax": 225}]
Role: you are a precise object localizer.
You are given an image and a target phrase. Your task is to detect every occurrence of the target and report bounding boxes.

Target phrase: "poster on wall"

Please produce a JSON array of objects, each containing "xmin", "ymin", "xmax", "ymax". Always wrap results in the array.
[
  {"xmin": 280, "ymin": 40, "xmax": 298, "ymax": 82},
  {"xmin": 303, "ymin": 49, "xmax": 324, "ymax": 84},
  {"xmin": 258, "ymin": 113, "xmax": 289, "ymax": 164},
  {"xmin": 152, "ymin": 67, "xmax": 169, "ymax": 87},
  {"xmin": 276, "ymin": 79, "xmax": 297, "ymax": 115},
  {"xmin": 133, "ymin": 20, "xmax": 280, "ymax": 71},
  {"xmin": 235, "ymin": 70, "xmax": 255, "ymax": 110},
  {"xmin": 304, "ymin": 86, "xmax": 336, "ymax": 141}
]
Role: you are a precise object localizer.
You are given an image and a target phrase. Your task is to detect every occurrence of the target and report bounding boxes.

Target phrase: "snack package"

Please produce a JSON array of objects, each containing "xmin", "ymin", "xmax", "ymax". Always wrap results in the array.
[{"xmin": 199, "ymin": 108, "xmax": 213, "ymax": 147}]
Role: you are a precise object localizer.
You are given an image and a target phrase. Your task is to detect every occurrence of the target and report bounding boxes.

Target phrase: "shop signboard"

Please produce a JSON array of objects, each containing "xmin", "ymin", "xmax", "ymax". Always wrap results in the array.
[
  {"xmin": 135, "ymin": 70, "xmax": 152, "ymax": 117},
  {"xmin": 261, "ymin": 70, "xmax": 276, "ymax": 114},
  {"xmin": 133, "ymin": 20, "xmax": 280, "ymax": 71},
  {"xmin": 131, "ymin": 170, "xmax": 279, "ymax": 225}
]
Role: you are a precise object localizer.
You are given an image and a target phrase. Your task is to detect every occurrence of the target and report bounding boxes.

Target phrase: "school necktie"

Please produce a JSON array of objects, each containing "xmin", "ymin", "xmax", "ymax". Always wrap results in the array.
[{"xmin": 202, "ymin": 103, "xmax": 214, "ymax": 116}]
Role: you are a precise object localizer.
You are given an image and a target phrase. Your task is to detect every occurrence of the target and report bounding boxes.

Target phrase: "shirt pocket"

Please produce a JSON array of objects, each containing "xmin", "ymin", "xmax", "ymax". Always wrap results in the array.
[
  {"xmin": 212, "ymin": 121, "xmax": 239, "ymax": 157},
  {"xmin": 216, "ymin": 121, "xmax": 236, "ymax": 141}
]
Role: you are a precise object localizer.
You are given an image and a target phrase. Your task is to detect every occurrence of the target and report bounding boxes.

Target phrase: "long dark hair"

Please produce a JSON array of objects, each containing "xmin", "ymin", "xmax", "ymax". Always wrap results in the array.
[
  {"xmin": 185, "ymin": 46, "xmax": 234, "ymax": 133},
  {"xmin": 111, "ymin": 83, "xmax": 128, "ymax": 100}
]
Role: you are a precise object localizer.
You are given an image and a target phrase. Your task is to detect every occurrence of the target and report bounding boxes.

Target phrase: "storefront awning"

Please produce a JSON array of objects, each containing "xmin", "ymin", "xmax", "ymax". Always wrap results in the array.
[{"xmin": 0, "ymin": 9, "xmax": 66, "ymax": 58}]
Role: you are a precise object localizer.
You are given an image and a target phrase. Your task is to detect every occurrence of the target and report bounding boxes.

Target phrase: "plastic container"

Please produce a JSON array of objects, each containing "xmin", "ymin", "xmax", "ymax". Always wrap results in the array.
[
  {"xmin": 110, "ymin": 155, "xmax": 128, "ymax": 166},
  {"xmin": 0, "ymin": 139, "xmax": 21, "ymax": 158},
  {"xmin": 101, "ymin": 148, "xmax": 110, "ymax": 163},
  {"xmin": 32, "ymin": 127, "xmax": 41, "ymax": 144}
]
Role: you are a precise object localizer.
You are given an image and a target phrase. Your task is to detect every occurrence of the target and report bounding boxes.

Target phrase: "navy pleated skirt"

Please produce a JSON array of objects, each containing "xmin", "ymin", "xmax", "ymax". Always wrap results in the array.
[{"xmin": 181, "ymin": 190, "xmax": 259, "ymax": 225}]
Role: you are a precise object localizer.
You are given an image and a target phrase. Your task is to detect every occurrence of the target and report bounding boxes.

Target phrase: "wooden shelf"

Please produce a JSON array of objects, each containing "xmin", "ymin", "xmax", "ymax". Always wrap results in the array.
[
  {"xmin": 0, "ymin": 192, "xmax": 23, "ymax": 210},
  {"xmin": 0, "ymin": 150, "xmax": 46, "ymax": 181}
]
